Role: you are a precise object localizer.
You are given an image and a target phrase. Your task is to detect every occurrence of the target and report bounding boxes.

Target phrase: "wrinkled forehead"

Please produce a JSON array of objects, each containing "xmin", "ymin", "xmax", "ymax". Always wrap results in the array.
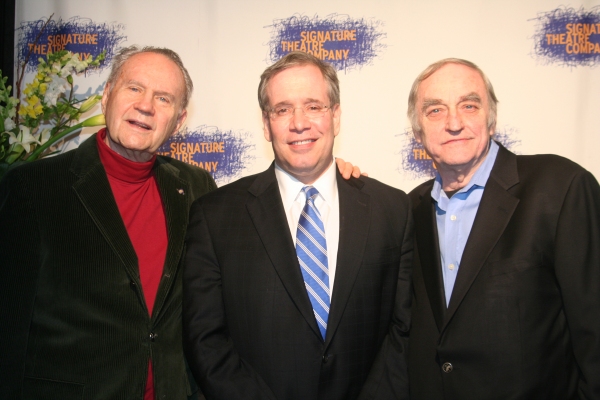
[
  {"xmin": 121, "ymin": 53, "xmax": 185, "ymax": 92},
  {"xmin": 418, "ymin": 63, "xmax": 488, "ymax": 103}
]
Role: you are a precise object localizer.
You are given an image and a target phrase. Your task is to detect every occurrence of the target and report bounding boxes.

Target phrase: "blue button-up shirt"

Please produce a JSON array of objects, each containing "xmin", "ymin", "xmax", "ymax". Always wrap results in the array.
[{"xmin": 432, "ymin": 140, "xmax": 499, "ymax": 306}]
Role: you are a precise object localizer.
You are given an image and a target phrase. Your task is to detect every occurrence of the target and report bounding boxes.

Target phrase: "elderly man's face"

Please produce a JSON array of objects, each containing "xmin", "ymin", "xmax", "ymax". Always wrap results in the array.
[
  {"xmin": 415, "ymin": 63, "xmax": 493, "ymax": 174},
  {"xmin": 262, "ymin": 64, "xmax": 340, "ymax": 184},
  {"xmin": 101, "ymin": 52, "xmax": 187, "ymax": 162}
]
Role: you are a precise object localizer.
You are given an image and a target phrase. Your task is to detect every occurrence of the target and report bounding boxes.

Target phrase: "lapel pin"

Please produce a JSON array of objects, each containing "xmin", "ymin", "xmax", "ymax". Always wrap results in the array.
[{"xmin": 177, "ymin": 188, "xmax": 185, "ymax": 195}]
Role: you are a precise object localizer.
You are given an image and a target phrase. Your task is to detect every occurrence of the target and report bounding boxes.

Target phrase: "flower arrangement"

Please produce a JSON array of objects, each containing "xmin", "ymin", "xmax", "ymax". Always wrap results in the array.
[{"xmin": 0, "ymin": 49, "xmax": 106, "ymax": 179}]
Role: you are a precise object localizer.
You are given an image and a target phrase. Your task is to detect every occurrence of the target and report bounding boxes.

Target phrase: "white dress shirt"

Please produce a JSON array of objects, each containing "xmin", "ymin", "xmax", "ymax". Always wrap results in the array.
[{"xmin": 274, "ymin": 159, "xmax": 340, "ymax": 294}]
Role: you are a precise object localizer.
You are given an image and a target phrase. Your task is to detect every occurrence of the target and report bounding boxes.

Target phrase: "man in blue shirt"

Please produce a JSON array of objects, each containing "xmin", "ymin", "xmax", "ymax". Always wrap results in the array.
[{"xmin": 406, "ymin": 58, "xmax": 600, "ymax": 399}]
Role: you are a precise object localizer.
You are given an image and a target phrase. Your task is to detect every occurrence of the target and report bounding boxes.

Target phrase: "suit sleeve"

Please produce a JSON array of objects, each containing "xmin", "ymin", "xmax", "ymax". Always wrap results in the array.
[
  {"xmin": 554, "ymin": 170, "xmax": 600, "ymax": 399},
  {"xmin": 182, "ymin": 200, "xmax": 277, "ymax": 400},
  {"xmin": 0, "ymin": 169, "xmax": 41, "ymax": 397},
  {"xmin": 358, "ymin": 197, "xmax": 414, "ymax": 400}
]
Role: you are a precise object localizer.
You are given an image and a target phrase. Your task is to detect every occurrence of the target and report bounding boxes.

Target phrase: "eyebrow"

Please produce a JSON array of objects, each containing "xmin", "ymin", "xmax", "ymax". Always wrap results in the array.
[
  {"xmin": 421, "ymin": 98, "xmax": 443, "ymax": 113},
  {"xmin": 271, "ymin": 98, "xmax": 325, "ymax": 108},
  {"xmin": 459, "ymin": 92, "xmax": 482, "ymax": 104},
  {"xmin": 421, "ymin": 92, "xmax": 483, "ymax": 113},
  {"xmin": 126, "ymin": 79, "xmax": 176, "ymax": 101}
]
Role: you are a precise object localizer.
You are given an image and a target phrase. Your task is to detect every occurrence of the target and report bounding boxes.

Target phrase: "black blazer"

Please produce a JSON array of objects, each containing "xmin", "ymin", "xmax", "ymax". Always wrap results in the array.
[
  {"xmin": 0, "ymin": 134, "xmax": 216, "ymax": 399},
  {"xmin": 183, "ymin": 163, "xmax": 413, "ymax": 400},
  {"xmin": 408, "ymin": 144, "xmax": 600, "ymax": 400}
]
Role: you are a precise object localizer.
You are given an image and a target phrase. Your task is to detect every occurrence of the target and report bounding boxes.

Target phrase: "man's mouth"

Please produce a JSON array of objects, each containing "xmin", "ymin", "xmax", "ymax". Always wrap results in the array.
[
  {"xmin": 128, "ymin": 120, "xmax": 151, "ymax": 130},
  {"xmin": 444, "ymin": 138, "xmax": 470, "ymax": 144},
  {"xmin": 290, "ymin": 139, "xmax": 316, "ymax": 145}
]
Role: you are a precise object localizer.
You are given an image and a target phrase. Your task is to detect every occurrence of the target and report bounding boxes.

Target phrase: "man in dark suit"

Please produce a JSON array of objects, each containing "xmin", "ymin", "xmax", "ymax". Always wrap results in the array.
[
  {"xmin": 0, "ymin": 46, "xmax": 216, "ymax": 399},
  {"xmin": 183, "ymin": 51, "xmax": 413, "ymax": 400},
  {"xmin": 406, "ymin": 58, "xmax": 600, "ymax": 399}
]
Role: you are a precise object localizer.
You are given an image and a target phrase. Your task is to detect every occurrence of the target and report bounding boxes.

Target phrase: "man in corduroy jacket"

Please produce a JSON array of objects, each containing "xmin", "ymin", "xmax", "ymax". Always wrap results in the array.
[{"xmin": 0, "ymin": 46, "xmax": 216, "ymax": 400}]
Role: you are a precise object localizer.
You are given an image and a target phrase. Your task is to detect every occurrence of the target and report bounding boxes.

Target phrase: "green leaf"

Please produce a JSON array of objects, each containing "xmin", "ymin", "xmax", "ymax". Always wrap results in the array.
[{"xmin": 5, "ymin": 147, "xmax": 25, "ymax": 164}]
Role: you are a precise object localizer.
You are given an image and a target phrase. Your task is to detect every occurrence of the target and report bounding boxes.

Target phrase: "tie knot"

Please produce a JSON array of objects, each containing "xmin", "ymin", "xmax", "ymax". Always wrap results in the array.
[{"xmin": 302, "ymin": 186, "xmax": 319, "ymax": 202}]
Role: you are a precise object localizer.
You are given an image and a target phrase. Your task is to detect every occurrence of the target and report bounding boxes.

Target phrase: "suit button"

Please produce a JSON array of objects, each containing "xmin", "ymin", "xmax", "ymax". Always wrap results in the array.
[
  {"xmin": 129, "ymin": 280, "xmax": 137, "ymax": 289},
  {"xmin": 149, "ymin": 332, "xmax": 158, "ymax": 342},
  {"xmin": 322, "ymin": 354, "xmax": 330, "ymax": 364},
  {"xmin": 442, "ymin": 362, "xmax": 453, "ymax": 373}
]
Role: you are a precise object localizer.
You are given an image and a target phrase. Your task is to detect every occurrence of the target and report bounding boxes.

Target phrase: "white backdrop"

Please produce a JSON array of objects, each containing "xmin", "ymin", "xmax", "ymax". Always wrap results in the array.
[{"xmin": 15, "ymin": 0, "xmax": 600, "ymax": 191}]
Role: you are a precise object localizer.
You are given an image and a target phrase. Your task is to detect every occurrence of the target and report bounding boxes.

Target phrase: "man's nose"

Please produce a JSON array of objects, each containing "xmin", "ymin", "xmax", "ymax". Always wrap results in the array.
[
  {"xmin": 290, "ymin": 107, "xmax": 311, "ymax": 132},
  {"xmin": 135, "ymin": 93, "xmax": 155, "ymax": 115},
  {"xmin": 446, "ymin": 109, "xmax": 463, "ymax": 133}
]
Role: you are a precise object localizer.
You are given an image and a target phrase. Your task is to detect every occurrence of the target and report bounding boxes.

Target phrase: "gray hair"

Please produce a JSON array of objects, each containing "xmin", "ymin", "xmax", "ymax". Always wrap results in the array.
[
  {"xmin": 258, "ymin": 51, "xmax": 340, "ymax": 112},
  {"xmin": 407, "ymin": 58, "xmax": 498, "ymax": 136},
  {"xmin": 106, "ymin": 45, "xmax": 193, "ymax": 109}
]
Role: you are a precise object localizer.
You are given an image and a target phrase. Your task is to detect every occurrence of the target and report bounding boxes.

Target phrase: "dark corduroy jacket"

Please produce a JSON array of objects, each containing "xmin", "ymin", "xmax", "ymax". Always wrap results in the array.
[{"xmin": 0, "ymin": 133, "xmax": 216, "ymax": 400}]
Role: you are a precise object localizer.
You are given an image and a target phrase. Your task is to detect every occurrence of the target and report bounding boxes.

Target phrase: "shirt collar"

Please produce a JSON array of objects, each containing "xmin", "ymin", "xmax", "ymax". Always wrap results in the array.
[
  {"xmin": 275, "ymin": 157, "xmax": 337, "ymax": 209},
  {"xmin": 432, "ymin": 140, "xmax": 499, "ymax": 203}
]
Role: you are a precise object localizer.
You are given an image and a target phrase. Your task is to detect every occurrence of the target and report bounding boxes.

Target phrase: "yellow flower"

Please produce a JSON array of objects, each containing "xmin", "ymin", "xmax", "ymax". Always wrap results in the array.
[
  {"xmin": 22, "ymin": 105, "xmax": 39, "ymax": 119},
  {"xmin": 33, "ymin": 103, "xmax": 43, "ymax": 116},
  {"xmin": 26, "ymin": 95, "xmax": 40, "ymax": 106},
  {"xmin": 18, "ymin": 95, "xmax": 44, "ymax": 118},
  {"xmin": 23, "ymin": 84, "xmax": 33, "ymax": 95}
]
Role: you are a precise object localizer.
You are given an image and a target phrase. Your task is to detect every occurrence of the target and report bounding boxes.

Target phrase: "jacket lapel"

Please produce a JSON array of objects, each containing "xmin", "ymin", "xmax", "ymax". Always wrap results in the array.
[
  {"xmin": 414, "ymin": 185, "xmax": 446, "ymax": 333},
  {"xmin": 442, "ymin": 145, "xmax": 520, "ymax": 330},
  {"xmin": 69, "ymin": 135, "xmax": 141, "ymax": 297},
  {"xmin": 246, "ymin": 164, "xmax": 323, "ymax": 339},
  {"xmin": 151, "ymin": 158, "xmax": 190, "ymax": 320},
  {"xmin": 325, "ymin": 172, "xmax": 370, "ymax": 347}
]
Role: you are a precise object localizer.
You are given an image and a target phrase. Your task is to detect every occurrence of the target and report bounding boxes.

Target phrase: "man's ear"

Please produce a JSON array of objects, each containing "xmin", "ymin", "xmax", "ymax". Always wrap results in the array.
[
  {"xmin": 332, "ymin": 104, "xmax": 341, "ymax": 137},
  {"xmin": 413, "ymin": 128, "xmax": 423, "ymax": 144},
  {"xmin": 263, "ymin": 112, "xmax": 273, "ymax": 142},
  {"xmin": 100, "ymin": 83, "xmax": 111, "ymax": 114},
  {"xmin": 171, "ymin": 109, "xmax": 188, "ymax": 137}
]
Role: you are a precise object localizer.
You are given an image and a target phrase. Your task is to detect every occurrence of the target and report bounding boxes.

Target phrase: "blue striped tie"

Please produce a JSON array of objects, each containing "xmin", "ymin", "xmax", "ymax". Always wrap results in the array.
[{"xmin": 296, "ymin": 186, "xmax": 330, "ymax": 340}]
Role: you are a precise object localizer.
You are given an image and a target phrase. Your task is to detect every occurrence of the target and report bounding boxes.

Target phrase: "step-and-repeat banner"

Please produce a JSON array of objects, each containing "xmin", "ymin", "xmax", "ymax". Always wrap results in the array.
[{"xmin": 14, "ymin": 0, "xmax": 600, "ymax": 191}]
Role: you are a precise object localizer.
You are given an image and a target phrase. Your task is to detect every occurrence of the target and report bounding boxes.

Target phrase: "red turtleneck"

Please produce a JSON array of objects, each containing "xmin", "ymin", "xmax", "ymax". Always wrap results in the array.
[{"xmin": 96, "ymin": 129, "xmax": 167, "ymax": 400}]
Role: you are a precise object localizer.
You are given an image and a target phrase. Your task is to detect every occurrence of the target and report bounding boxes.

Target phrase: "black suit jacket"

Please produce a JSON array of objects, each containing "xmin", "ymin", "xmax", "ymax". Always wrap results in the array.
[
  {"xmin": 0, "ymin": 134, "xmax": 216, "ymax": 399},
  {"xmin": 408, "ymin": 144, "xmax": 600, "ymax": 400},
  {"xmin": 183, "ymin": 163, "xmax": 413, "ymax": 400}
]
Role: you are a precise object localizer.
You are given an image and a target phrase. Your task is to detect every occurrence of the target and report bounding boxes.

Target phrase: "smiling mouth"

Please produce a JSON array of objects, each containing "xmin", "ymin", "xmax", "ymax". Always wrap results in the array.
[
  {"xmin": 128, "ymin": 120, "xmax": 151, "ymax": 130},
  {"xmin": 290, "ymin": 139, "xmax": 316, "ymax": 145}
]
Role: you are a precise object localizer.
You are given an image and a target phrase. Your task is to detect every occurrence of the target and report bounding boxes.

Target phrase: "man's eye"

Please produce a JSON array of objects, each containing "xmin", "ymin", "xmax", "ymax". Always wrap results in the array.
[
  {"xmin": 425, "ymin": 107, "xmax": 446, "ymax": 118},
  {"xmin": 275, "ymin": 107, "xmax": 290, "ymax": 115},
  {"xmin": 158, "ymin": 96, "xmax": 169, "ymax": 103},
  {"xmin": 306, "ymin": 104, "xmax": 322, "ymax": 112}
]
